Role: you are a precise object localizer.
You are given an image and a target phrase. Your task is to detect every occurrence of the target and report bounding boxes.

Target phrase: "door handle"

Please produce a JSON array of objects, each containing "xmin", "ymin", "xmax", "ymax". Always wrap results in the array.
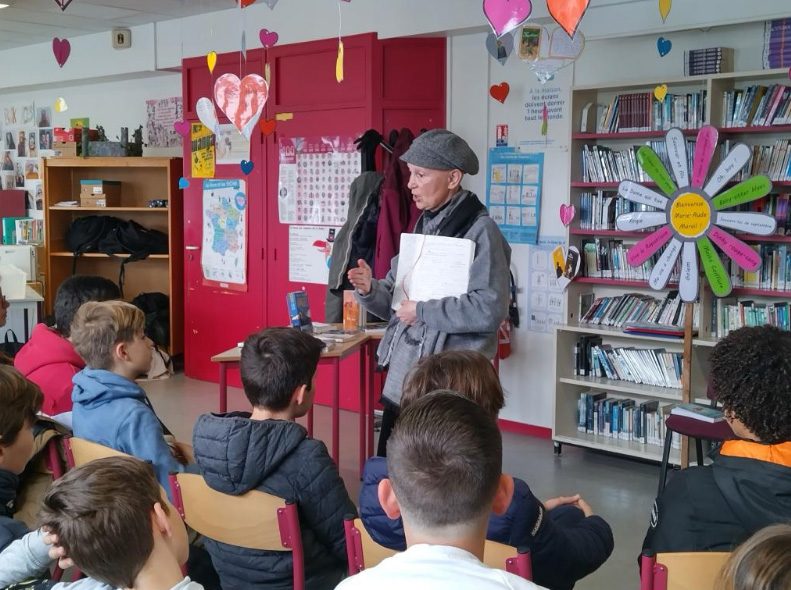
[{"xmin": 185, "ymin": 246, "xmax": 200, "ymax": 251}]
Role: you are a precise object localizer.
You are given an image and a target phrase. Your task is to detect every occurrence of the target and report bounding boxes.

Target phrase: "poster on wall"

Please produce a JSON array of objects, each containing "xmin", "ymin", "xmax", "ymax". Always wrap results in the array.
[
  {"xmin": 190, "ymin": 122, "xmax": 215, "ymax": 178},
  {"xmin": 201, "ymin": 179, "xmax": 248, "ymax": 291},
  {"xmin": 277, "ymin": 135, "xmax": 360, "ymax": 225},
  {"xmin": 486, "ymin": 148, "xmax": 544, "ymax": 244},
  {"xmin": 146, "ymin": 97, "xmax": 183, "ymax": 148},
  {"xmin": 216, "ymin": 124, "xmax": 250, "ymax": 165},
  {"xmin": 288, "ymin": 224, "xmax": 340, "ymax": 284},
  {"xmin": 525, "ymin": 236, "xmax": 565, "ymax": 333}
]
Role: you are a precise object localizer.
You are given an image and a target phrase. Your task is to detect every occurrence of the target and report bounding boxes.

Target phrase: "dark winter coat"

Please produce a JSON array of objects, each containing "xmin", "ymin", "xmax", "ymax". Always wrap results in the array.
[
  {"xmin": 0, "ymin": 469, "xmax": 27, "ymax": 554},
  {"xmin": 193, "ymin": 412, "xmax": 357, "ymax": 590}
]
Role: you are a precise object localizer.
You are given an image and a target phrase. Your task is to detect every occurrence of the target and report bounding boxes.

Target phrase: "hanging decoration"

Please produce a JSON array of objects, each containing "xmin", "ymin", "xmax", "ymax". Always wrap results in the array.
[
  {"xmin": 260, "ymin": 118, "xmax": 277, "ymax": 136},
  {"xmin": 240, "ymin": 160, "xmax": 254, "ymax": 175},
  {"xmin": 657, "ymin": 36, "xmax": 672, "ymax": 57},
  {"xmin": 483, "ymin": 0, "xmax": 532, "ymax": 38},
  {"xmin": 489, "ymin": 82, "xmax": 510, "ymax": 103},
  {"xmin": 485, "ymin": 32, "xmax": 514, "ymax": 65},
  {"xmin": 264, "ymin": 0, "xmax": 279, "ymax": 7},
  {"xmin": 213, "ymin": 74, "xmax": 269, "ymax": 139},
  {"xmin": 207, "ymin": 51, "xmax": 217, "ymax": 74},
  {"xmin": 659, "ymin": 0, "xmax": 671, "ymax": 22},
  {"xmin": 54, "ymin": 0, "xmax": 73, "ymax": 10},
  {"xmin": 239, "ymin": 0, "xmax": 256, "ymax": 6},
  {"xmin": 555, "ymin": 245, "xmax": 582, "ymax": 290},
  {"xmin": 196, "ymin": 97, "xmax": 221, "ymax": 136},
  {"xmin": 178, "ymin": 177, "xmax": 190, "ymax": 189},
  {"xmin": 547, "ymin": 0, "xmax": 589, "ymax": 37},
  {"xmin": 241, "ymin": 31, "xmax": 247, "ymax": 60},
  {"xmin": 521, "ymin": 25, "xmax": 585, "ymax": 84},
  {"xmin": 559, "ymin": 203, "xmax": 576, "ymax": 226},
  {"xmin": 336, "ymin": 1, "xmax": 345, "ymax": 83},
  {"xmin": 54, "ymin": 97, "xmax": 69, "ymax": 113},
  {"xmin": 616, "ymin": 125, "xmax": 776, "ymax": 302},
  {"xmin": 173, "ymin": 120, "xmax": 190, "ymax": 138},
  {"xmin": 52, "ymin": 37, "xmax": 71, "ymax": 68},
  {"xmin": 259, "ymin": 29, "xmax": 279, "ymax": 48},
  {"xmin": 653, "ymin": 84, "xmax": 668, "ymax": 102}
]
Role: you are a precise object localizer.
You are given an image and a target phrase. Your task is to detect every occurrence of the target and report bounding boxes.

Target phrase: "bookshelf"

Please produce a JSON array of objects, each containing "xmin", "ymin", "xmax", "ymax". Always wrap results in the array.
[
  {"xmin": 556, "ymin": 67, "xmax": 791, "ymax": 464},
  {"xmin": 42, "ymin": 157, "xmax": 184, "ymax": 355}
]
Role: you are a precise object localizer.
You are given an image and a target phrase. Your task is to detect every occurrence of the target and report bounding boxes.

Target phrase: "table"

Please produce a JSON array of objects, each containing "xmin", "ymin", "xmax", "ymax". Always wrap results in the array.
[
  {"xmin": 211, "ymin": 332, "xmax": 371, "ymax": 471},
  {"xmin": 7, "ymin": 285, "xmax": 44, "ymax": 342}
]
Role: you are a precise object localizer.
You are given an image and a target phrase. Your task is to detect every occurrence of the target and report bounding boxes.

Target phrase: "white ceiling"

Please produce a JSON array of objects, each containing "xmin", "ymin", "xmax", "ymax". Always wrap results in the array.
[{"xmin": 0, "ymin": 0, "xmax": 236, "ymax": 51}]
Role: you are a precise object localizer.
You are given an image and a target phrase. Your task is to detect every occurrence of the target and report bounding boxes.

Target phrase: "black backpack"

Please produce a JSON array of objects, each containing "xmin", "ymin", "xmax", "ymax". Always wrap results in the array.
[
  {"xmin": 131, "ymin": 291, "xmax": 170, "ymax": 348},
  {"xmin": 65, "ymin": 215, "xmax": 121, "ymax": 271}
]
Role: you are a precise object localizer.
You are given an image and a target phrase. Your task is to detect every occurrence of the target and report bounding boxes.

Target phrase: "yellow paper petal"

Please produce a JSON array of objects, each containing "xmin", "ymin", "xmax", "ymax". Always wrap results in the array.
[
  {"xmin": 336, "ymin": 40, "xmax": 344, "ymax": 83},
  {"xmin": 275, "ymin": 112, "xmax": 294, "ymax": 121},
  {"xmin": 54, "ymin": 97, "xmax": 68, "ymax": 113},
  {"xmin": 659, "ymin": 0, "xmax": 671, "ymax": 22},
  {"xmin": 264, "ymin": 62, "xmax": 271, "ymax": 85},
  {"xmin": 207, "ymin": 51, "xmax": 217, "ymax": 74}
]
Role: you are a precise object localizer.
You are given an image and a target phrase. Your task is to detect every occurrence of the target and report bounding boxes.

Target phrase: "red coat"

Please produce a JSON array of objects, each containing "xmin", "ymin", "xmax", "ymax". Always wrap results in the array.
[{"xmin": 14, "ymin": 324, "xmax": 84, "ymax": 415}]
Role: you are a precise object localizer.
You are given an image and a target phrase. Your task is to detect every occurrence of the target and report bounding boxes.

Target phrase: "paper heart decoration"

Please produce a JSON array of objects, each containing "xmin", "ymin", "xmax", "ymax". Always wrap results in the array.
[
  {"xmin": 196, "ymin": 97, "xmax": 221, "ymax": 136},
  {"xmin": 173, "ymin": 120, "xmax": 190, "ymax": 138},
  {"xmin": 489, "ymin": 82, "xmax": 510, "ymax": 103},
  {"xmin": 178, "ymin": 177, "xmax": 190, "ymax": 189},
  {"xmin": 240, "ymin": 160, "xmax": 254, "ymax": 175},
  {"xmin": 547, "ymin": 0, "xmax": 589, "ymax": 38},
  {"xmin": 657, "ymin": 37, "xmax": 672, "ymax": 57},
  {"xmin": 240, "ymin": 0, "xmax": 256, "ymax": 6},
  {"xmin": 560, "ymin": 204, "xmax": 576, "ymax": 226},
  {"xmin": 52, "ymin": 37, "xmax": 70, "ymax": 68},
  {"xmin": 485, "ymin": 32, "xmax": 514, "ymax": 65},
  {"xmin": 654, "ymin": 84, "xmax": 668, "ymax": 102},
  {"xmin": 659, "ymin": 0, "xmax": 671, "ymax": 22},
  {"xmin": 548, "ymin": 29, "xmax": 584, "ymax": 59},
  {"xmin": 483, "ymin": 0, "xmax": 532, "ymax": 38},
  {"xmin": 259, "ymin": 28, "xmax": 279, "ymax": 48},
  {"xmin": 241, "ymin": 31, "xmax": 247, "ymax": 59},
  {"xmin": 54, "ymin": 97, "xmax": 68, "ymax": 113},
  {"xmin": 264, "ymin": 0, "xmax": 279, "ymax": 6},
  {"xmin": 214, "ymin": 74, "xmax": 269, "ymax": 139},
  {"xmin": 207, "ymin": 51, "xmax": 217, "ymax": 73},
  {"xmin": 260, "ymin": 118, "xmax": 277, "ymax": 136},
  {"xmin": 54, "ymin": 0, "xmax": 73, "ymax": 10},
  {"xmin": 556, "ymin": 246, "xmax": 582, "ymax": 290}
]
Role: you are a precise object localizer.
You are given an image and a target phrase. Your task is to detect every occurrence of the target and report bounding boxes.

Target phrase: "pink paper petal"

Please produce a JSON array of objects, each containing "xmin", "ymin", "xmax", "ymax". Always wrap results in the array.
[
  {"xmin": 708, "ymin": 225, "xmax": 761, "ymax": 271},
  {"xmin": 627, "ymin": 225, "xmax": 673, "ymax": 267},
  {"xmin": 691, "ymin": 125, "xmax": 719, "ymax": 188}
]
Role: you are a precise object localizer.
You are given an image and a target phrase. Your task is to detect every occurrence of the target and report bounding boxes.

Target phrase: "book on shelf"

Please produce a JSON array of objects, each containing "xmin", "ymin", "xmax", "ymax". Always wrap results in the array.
[
  {"xmin": 670, "ymin": 403, "xmax": 725, "ymax": 423},
  {"xmin": 581, "ymin": 238, "xmax": 682, "ymax": 282},
  {"xmin": 580, "ymin": 291, "xmax": 686, "ymax": 329},
  {"xmin": 763, "ymin": 19, "xmax": 791, "ymax": 69},
  {"xmin": 286, "ymin": 290, "xmax": 313, "ymax": 333},
  {"xmin": 710, "ymin": 296, "xmax": 790, "ymax": 339},
  {"xmin": 578, "ymin": 189, "xmax": 655, "ymax": 231},
  {"xmin": 683, "ymin": 47, "xmax": 733, "ymax": 76},
  {"xmin": 622, "ymin": 322, "xmax": 689, "ymax": 338},
  {"xmin": 722, "ymin": 139, "xmax": 791, "ymax": 182},
  {"xmin": 580, "ymin": 139, "xmax": 696, "ymax": 183},
  {"xmin": 721, "ymin": 84, "xmax": 791, "ymax": 128},
  {"xmin": 719, "ymin": 245, "xmax": 791, "ymax": 291},
  {"xmin": 594, "ymin": 90, "xmax": 706, "ymax": 133}
]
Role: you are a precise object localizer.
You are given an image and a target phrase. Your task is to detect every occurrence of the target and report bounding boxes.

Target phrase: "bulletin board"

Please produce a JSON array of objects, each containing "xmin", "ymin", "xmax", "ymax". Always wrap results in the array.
[{"xmin": 485, "ymin": 147, "xmax": 544, "ymax": 244}]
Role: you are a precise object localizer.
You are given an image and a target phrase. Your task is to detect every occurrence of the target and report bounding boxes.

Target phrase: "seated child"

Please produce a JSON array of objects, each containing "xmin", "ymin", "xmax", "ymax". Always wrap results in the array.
[
  {"xmin": 15, "ymin": 275, "xmax": 120, "ymax": 415},
  {"xmin": 717, "ymin": 523, "xmax": 791, "ymax": 590},
  {"xmin": 338, "ymin": 391, "xmax": 546, "ymax": 590},
  {"xmin": 70, "ymin": 300, "xmax": 183, "ymax": 492},
  {"xmin": 360, "ymin": 350, "xmax": 613, "ymax": 590},
  {"xmin": 0, "ymin": 455, "xmax": 201, "ymax": 590},
  {"xmin": 192, "ymin": 327, "xmax": 356, "ymax": 590},
  {"xmin": 643, "ymin": 325, "xmax": 791, "ymax": 554},
  {"xmin": 0, "ymin": 366, "xmax": 42, "ymax": 553}
]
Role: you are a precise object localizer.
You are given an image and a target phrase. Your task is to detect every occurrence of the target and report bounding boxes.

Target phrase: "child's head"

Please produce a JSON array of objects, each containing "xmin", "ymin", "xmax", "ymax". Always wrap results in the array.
[
  {"xmin": 240, "ymin": 327, "xmax": 325, "ymax": 417},
  {"xmin": 38, "ymin": 456, "xmax": 189, "ymax": 588},
  {"xmin": 54, "ymin": 275, "xmax": 120, "ymax": 337},
  {"xmin": 0, "ymin": 366, "xmax": 42, "ymax": 474},
  {"xmin": 718, "ymin": 524, "xmax": 791, "ymax": 590},
  {"xmin": 381, "ymin": 391, "xmax": 512, "ymax": 540},
  {"xmin": 401, "ymin": 350, "xmax": 504, "ymax": 418},
  {"xmin": 710, "ymin": 325, "xmax": 791, "ymax": 443},
  {"xmin": 70, "ymin": 300, "xmax": 152, "ymax": 376}
]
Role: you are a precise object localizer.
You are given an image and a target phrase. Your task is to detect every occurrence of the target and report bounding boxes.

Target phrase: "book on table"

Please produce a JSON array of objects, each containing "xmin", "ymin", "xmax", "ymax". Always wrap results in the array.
[
  {"xmin": 286, "ymin": 290, "xmax": 313, "ymax": 333},
  {"xmin": 670, "ymin": 403, "xmax": 725, "ymax": 423}
]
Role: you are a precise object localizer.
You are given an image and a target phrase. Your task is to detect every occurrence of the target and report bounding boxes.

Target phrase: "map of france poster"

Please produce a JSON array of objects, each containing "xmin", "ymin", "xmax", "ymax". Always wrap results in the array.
[{"xmin": 202, "ymin": 179, "xmax": 248, "ymax": 291}]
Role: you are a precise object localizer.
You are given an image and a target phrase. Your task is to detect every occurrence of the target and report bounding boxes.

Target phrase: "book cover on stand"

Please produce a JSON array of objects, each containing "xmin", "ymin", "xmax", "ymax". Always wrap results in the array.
[{"xmin": 286, "ymin": 290, "xmax": 313, "ymax": 333}]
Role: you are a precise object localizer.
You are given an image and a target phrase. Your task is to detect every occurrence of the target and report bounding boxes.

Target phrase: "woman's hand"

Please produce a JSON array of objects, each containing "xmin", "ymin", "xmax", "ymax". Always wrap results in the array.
[{"xmin": 347, "ymin": 259, "xmax": 373, "ymax": 295}]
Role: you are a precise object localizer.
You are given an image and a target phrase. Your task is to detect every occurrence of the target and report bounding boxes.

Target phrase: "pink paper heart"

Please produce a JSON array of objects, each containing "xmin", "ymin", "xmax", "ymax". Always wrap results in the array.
[
  {"xmin": 214, "ymin": 73, "xmax": 269, "ymax": 139},
  {"xmin": 52, "ymin": 37, "xmax": 71, "ymax": 68},
  {"xmin": 173, "ymin": 120, "xmax": 190, "ymax": 137},
  {"xmin": 54, "ymin": 0, "xmax": 73, "ymax": 10},
  {"xmin": 259, "ymin": 28, "xmax": 279, "ymax": 49},
  {"xmin": 560, "ymin": 203, "xmax": 576, "ymax": 226},
  {"xmin": 483, "ymin": 0, "xmax": 533, "ymax": 38}
]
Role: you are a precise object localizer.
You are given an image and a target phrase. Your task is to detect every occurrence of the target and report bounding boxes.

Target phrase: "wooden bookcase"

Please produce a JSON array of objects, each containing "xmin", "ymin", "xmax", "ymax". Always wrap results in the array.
[
  {"xmin": 556, "ymin": 68, "xmax": 791, "ymax": 463},
  {"xmin": 42, "ymin": 157, "xmax": 184, "ymax": 355}
]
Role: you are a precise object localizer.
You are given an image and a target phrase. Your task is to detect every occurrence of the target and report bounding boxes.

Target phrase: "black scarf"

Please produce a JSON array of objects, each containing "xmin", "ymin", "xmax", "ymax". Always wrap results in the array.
[{"xmin": 418, "ymin": 192, "xmax": 485, "ymax": 238}]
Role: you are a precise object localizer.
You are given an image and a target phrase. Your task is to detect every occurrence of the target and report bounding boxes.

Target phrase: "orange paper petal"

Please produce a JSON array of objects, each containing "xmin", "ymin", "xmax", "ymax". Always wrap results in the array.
[{"xmin": 336, "ymin": 40, "xmax": 344, "ymax": 83}]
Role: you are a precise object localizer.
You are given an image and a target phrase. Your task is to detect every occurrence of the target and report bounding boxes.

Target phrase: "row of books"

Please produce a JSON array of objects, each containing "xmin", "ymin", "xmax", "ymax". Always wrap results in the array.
[
  {"xmin": 580, "ymin": 140, "xmax": 696, "ymax": 184},
  {"xmin": 683, "ymin": 47, "xmax": 733, "ymax": 76},
  {"xmin": 721, "ymin": 244, "xmax": 791, "ymax": 291},
  {"xmin": 720, "ymin": 84, "xmax": 791, "ymax": 128},
  {"xmin": 763, "ymin": 18, "xmax": 791, "ymax": 69},
  {"xmin": 576, "ymin": 391, "xmax": 681, "ymax": 447},
  {"xmin": 581, "ymin": 238, "xmax": 681, "ymax": 282},
  {"xmin": 577, "ymin": 190, "xmax": 654, "ymax": 231},
  {"xmin": 596, "ymin": 92, "xmax": 707, "ymax": 133},
  {"xmin": 732, "ymin": 193, "xmax": 791, "ymax": 235},
  {"xmin": 710, "ymin": 297, "xmax": 791, "ymax": 339},
  {"xmin": 723, "ymin": 139, "xmax": 791, "ymax": 182},
  {"xmin": 580, "ymin": 291, "xmax": 688, "ymax": 329},
  {"xmin": 653, "ymin": 92, "xmax": 707, "ymax": 131}
]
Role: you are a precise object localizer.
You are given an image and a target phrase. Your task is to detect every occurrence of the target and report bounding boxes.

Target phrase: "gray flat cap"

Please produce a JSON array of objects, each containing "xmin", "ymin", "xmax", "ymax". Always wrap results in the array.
[{"xmin": 400, "ymin": 129, "xmax": 479, "ymax": 175}]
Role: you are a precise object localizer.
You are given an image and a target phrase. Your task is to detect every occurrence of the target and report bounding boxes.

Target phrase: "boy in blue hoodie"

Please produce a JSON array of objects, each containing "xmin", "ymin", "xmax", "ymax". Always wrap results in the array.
[{"xmin": 70, "ymin": 300, "xmax": 184, "ymax": 492}]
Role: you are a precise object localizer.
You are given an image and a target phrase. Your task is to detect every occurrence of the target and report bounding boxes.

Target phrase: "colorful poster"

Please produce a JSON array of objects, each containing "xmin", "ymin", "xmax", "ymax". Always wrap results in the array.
[
  {"xmin": 277, "ymin": 135, "xmax": 360, "ymax": 225},
  {"xmin": 190, "ymin": 122, "xmax": 215, "ymax": 178},
  {"xmin": 526, "ymin": 236, "xmax": 565, "ymax": 332},
  {"xmin": 201, "ymin": 179, "xmax": 248, "ymax": 291},
  {"xmin": 288, "ymin": 225, "xmax": 340, "ymax": 284},
  {"xmin": 146, "ymin": 97, "xmax": 183, "ymax": 148},
  {"xmin": 486, "ymin": 148, "xmax": 544, "ymax": 244}
]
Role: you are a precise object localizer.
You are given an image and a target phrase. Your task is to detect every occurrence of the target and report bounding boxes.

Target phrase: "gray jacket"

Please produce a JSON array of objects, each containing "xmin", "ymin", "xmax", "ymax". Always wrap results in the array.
[
  {"xmin": 357, "ymin": 190, "xmax": 511, "ymax": 404},
  {"xmin": 0, "ymin": 530, "xmax": 203, "ymax": 590}
]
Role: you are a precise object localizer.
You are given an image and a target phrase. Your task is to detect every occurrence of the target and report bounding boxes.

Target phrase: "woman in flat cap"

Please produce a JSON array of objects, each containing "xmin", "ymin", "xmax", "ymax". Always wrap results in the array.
[{"xmin": 348, "ymin": 129, "xmax": 512, "ymax": 454}]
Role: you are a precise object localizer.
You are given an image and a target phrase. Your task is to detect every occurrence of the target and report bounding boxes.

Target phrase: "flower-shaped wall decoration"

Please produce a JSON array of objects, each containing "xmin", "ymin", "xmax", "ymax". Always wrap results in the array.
[{"xmin": 616, "ymin": 125, "xmax": 776, "ymax": 303}]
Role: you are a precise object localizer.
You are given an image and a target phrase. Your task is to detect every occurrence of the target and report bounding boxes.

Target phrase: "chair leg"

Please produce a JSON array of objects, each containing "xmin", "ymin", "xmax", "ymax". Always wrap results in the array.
[{"xmin": 658, "ymin": 430, "xmax": 673, "ymax": 496}]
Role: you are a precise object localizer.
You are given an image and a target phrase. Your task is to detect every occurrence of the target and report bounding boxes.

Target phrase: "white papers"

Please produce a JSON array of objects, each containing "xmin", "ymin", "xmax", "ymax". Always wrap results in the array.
[
  {"xmin": 392, "ymin": 234, "xmax": 475, "ymax": 310},
  {"xmin": 216, "ymin": 124, "xmax": 250, "ymax": 165}
]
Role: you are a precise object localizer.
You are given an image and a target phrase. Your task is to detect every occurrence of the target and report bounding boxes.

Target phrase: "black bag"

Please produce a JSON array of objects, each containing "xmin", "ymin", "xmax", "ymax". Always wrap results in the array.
[
  {"xmin": 131, "ymin": 292, "xmax": 170, "ymax": 348},
  {"xmin": 0, "ymin": 330, "xmax": 24, "ymax": 357},
  {"xmin": 65, "ymin": 215, "xmax": 122, "ymax": 273}
]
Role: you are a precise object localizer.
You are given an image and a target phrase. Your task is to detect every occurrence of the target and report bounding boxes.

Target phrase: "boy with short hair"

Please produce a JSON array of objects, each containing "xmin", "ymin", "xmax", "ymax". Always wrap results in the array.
[
  {"xmin": 338, "ymin": 391, "xmax": 546, "ymax": 590},
  {"xmin": 70, "ymin": 301, "xmax": 183, "ymax": 491},
  {"xmin": 15, "ymin": 275, "xmax": 120, "ymax": 415},
  {"xmin": 0, "ymin": 456, "xmax": 200, "ymax": 590},
  {"xmin": 0, "ymin": 366, "xmax": 42, "ymax": 553},
  {"xmin": 192, "ymin": 327, "xmax": 356, "ymax": 590}
]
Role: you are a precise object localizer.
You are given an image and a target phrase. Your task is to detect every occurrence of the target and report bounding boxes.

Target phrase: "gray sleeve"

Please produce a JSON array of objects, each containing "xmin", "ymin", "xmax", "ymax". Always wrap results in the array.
[
  {"xmin": 356, "ymin": 255, "xmax": 399, "ymax": 320},
  {"xmin": 416, "ymin": 220, "xmax": 510, "ymax": 334}
]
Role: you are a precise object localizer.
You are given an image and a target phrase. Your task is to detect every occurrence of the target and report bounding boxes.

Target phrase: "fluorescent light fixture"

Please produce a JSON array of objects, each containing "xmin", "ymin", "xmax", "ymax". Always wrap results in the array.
[{"xmin": 0, "ymin": 4, "xmax": 10, "ymax": 8}]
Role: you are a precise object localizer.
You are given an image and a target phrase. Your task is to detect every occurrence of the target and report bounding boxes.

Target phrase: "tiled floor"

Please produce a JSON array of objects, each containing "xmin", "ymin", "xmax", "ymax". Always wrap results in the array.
[{"xmin": 143, "ymin": 374, "xmax": 659, "ymax": 590}]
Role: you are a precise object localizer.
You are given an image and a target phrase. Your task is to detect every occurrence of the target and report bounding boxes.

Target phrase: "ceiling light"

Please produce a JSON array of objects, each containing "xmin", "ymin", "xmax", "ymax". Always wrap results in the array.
[{"xmin": 0, "ymin": 4, "xmax": 10, "ymax": 8}]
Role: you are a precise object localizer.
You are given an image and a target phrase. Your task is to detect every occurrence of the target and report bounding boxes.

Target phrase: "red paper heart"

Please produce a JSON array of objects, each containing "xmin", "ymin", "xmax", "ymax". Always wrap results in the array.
[
  {"xmin": 259, "ymin": 28, "xmax": 279, "ymax": 48},
  {"xmin": 489, "ymin": 82, "xmax": 510, "ymax": 104},
  {"xmin": 173, "ymin": 120, "xmax": 190, "ymax": 137},
  {"xmin": 547, "ymin": 0, "xmax": 590, "ymax": 37},
  {"xmin": 240, "ymin": 0, "xmax": 256, "ymax": 6},
  {"xmin": 52, "ymin": 37, "xmax": 71, "ymax": 68},
  {"xmin": 259, "ymin": 118, "xmax": 277, "ymax": 136}
]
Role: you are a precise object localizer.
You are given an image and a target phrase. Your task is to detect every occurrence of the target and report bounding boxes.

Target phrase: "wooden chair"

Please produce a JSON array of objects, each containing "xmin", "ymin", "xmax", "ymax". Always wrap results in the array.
[
  {"xmin": 62, "ymin": 436, "xmax": 129, "ymax": 469},
  {"xmin": 169, "ymin": 472, "xmax": 305, "ymax": 590},
  {"xmin": 640, "ymin": 552, "xmax": 730, "ymax": 590},
  {"xmin": 343, "ymin": 517, "xmax": 532, "ymax": 579}
]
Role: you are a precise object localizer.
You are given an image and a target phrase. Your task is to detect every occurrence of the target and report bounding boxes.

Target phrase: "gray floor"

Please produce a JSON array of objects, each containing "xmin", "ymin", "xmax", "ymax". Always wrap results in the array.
[{"xmin": 143, "ymin": 374, "xmax": 659, "ymax": 590}]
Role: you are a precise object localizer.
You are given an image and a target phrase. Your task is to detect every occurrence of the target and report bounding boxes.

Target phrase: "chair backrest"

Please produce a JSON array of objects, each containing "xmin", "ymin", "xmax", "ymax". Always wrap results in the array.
[
  {"xmin": 641, "ymin": 552, "xmax": 730, "ymax": 590},
  {"xmin": 343, "ymin": 518, "xmax": 532, "ymax": 580},
  {"xmin": 169, "ymin": 472, "xmax": 305, "ymax": 590},
  {"xmin": 63, "ymin": 436, "xmax": 129, "ymax": 469}
]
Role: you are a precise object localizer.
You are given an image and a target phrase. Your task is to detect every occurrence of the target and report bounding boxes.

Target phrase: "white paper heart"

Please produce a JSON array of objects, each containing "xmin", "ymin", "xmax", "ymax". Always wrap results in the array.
[
  {"xmin": 485, "ymin": 32, "xmax": 514, "ymax": 65},
  {"xmin": 548, "ymin": 29, "xmax": 584, "ymax": 59},
  {"xmin": 214, "ymin": 74, "xmax": 269, "ymax": 140},
  {"xmin": 196, "ymin": 97, "xmax": 220, "ymax": 136}
]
